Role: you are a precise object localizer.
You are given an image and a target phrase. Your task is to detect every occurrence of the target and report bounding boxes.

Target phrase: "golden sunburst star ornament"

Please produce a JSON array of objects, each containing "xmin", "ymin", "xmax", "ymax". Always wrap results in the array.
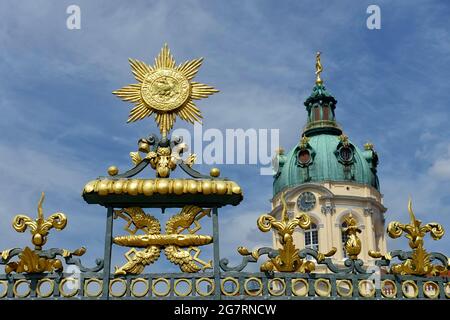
[{"xmin": 113, "ymin": 44, "xmax": 219, "ymax": 136}]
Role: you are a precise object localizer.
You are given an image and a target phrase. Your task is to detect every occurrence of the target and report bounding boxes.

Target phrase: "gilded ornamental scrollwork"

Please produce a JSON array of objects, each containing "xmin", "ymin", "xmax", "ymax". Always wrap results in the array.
[
  {"xmin": 0, "ymin": 193, "xmax": 103, "ymax": 274},
  {"xmin": 369, "ymin": 199, "xmax": 447, "ymax": 276},
  {"xmin": 113, "ymin": 206, "xmax": 213, "ymax": 274}
]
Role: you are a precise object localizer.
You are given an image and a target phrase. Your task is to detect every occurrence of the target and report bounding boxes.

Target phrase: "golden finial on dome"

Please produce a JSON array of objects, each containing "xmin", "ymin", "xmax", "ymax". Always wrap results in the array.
[
  {"xmin": 364, "ymin": 142, "xmax": 374, "ymax": 151},
  {"xmin": 339, "ymin": 134, "xmax": 349, "ymax": 147},
  {"xmin": 299, "ymin": 136, "xmax": 310, "ymax": 149},
  {"xmin": 315, "ymin": 51, "xmax": 323, "ymax": 85}
]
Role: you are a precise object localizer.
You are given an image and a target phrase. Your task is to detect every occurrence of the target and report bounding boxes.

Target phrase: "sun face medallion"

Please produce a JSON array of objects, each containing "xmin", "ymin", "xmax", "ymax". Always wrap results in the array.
[{"xmin": 113, "ymin": 43, "xmax": 218, "ymax": 135}]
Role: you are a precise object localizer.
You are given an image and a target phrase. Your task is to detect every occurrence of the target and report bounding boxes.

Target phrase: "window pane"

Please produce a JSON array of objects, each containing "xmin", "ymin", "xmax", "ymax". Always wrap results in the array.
[
  {"xmin": 304, "ymin": 225, "xmax": 319, "ymax": 252},
  {"xmin": 305, "ymin": 233, "xmax": 311, "ymax": 245},
  {"xmin": 298, "ymin": 150, "xmax": 311, "ymax": 164},
  {"xmin": 312, "ymin": 231, "xmax": 318, "ymax": 244},
  {"xmin": 314, "ymin": 107, "xmax": 320, "ymax": 121},
  {"xmin": 323, "ymin": 106, "xmax": 329, "ymax": 120}
]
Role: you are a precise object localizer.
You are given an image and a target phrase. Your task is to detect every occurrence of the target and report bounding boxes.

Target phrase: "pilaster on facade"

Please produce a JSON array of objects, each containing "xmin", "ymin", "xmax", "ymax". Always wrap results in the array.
[{"xmin": 321, "ymin": 203, "xmax": 336, "ymax": 215}]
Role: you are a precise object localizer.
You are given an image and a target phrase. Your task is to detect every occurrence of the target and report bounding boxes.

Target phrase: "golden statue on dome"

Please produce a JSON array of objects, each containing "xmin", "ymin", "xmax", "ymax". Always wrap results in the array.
[{"xmin": 315, "ymin": 51, "xmax": 323, "ymax": 85}]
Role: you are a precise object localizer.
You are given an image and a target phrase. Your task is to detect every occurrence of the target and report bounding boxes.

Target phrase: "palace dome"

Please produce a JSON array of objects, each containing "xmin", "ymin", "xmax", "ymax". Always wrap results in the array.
[{"xmin": 273, "ymin": 82, "xmax": 379, "ymax": 196}]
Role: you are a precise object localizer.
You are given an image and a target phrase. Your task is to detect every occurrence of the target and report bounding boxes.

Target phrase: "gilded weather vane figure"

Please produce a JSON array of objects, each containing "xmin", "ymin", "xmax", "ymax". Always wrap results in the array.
[{"xmin": 315, "ymin": 51, "xmax": 323, "ymax": 85}]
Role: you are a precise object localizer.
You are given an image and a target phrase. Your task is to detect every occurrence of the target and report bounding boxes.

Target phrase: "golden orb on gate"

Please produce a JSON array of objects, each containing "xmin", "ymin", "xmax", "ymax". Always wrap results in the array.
[
  {"xmin": 210, "ymin": 168, "xmax": 220, "ymax": 177},
  {"xmin": 108, "ymin": 166, "xmax": 119, "ymax": 176}
]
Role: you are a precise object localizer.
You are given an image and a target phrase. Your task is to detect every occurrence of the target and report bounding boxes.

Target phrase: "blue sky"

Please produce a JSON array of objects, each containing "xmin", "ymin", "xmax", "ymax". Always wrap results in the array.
[{"xmin": 0, "ymin": 0, "xmax": 449, "ymax": 272}]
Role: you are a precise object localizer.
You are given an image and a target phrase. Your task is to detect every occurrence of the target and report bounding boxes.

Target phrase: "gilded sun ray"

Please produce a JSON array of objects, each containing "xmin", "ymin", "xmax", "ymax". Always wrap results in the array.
[{"xmin": 113, "ymin": 44, "xmax": 219, "ymax": 136}]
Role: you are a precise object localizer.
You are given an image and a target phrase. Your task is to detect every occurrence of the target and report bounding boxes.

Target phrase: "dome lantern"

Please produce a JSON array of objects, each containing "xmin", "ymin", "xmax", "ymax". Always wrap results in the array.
[{"xmin": 303, "ymin": 52, "xmax": 341, "ymax": 137}]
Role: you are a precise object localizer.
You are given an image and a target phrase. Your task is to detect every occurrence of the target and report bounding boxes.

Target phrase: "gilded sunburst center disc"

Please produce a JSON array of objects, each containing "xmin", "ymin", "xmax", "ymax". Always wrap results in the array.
[{"xmin": 141, "ymin": 69, "xmax": 190, "ymax": 112}]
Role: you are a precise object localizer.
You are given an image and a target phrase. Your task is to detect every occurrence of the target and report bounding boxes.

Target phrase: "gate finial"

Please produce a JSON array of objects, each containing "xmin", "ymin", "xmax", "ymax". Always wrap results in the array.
[{"xmin": 113, "ymin": 43, "xmax": 218, "ymax": 137}]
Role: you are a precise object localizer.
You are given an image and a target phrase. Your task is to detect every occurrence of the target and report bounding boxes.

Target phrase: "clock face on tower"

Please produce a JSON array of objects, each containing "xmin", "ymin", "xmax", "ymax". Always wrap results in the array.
[{"xmin": 297, "ymin": 192, "xmax": 316, "ymax": 211}]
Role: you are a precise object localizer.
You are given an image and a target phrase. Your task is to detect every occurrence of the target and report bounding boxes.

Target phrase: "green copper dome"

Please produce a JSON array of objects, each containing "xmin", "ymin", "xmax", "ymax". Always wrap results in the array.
[{"xmin": 273, "ymin": 82, "xmax": 379, "ymax": 196}]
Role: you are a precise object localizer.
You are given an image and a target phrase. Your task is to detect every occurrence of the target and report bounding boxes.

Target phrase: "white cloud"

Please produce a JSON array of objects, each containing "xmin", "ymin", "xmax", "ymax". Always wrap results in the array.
[
  {"xmin": 429, "ymin": 144, "xmax": 450, "ymax": 180},
  {"xmin": 429, "ymin": 159, "xmax": 450, "ymax": 179}
]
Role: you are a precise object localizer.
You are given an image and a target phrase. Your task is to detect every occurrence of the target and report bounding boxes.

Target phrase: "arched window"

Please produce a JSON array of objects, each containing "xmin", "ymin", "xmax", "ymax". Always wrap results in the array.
[
  {"xmin": 322, "ymin": 105, "xmax": 329, "ymax": 120},
  {"xmin": 304, "ymin": 223, "xmax": 319, "ymax": 251},
  {"xmin": 314, "ymin": 107, "xmax": 320, "ymax": 121},
  {"xmin": 341, "ymin": 221, "xmax": 348, "ymax": 258}
]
